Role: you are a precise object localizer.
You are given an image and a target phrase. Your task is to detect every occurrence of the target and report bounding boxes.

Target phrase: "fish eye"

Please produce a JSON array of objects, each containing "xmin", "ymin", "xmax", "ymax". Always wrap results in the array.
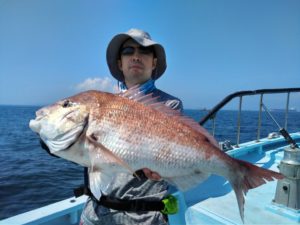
[{"xmin": 62, "ymin": 100, "xmax": 72, "ymax": 108}]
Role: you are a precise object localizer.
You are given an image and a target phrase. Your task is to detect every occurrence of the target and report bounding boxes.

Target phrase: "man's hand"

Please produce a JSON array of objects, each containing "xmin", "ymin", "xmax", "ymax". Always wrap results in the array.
[{"xmin": 142, "ymin": 168, "xmax": 162, "ymax": 181}]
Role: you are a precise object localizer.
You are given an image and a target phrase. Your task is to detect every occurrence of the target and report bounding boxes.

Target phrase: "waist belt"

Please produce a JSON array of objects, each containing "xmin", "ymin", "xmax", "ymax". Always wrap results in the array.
[
  {"xmin": 74, "ymin": 186, "xmax": 178, "ymax": 214},
  {"xmin": 99, "ymin": 195, "xmax": 165, "ymax": 212}
]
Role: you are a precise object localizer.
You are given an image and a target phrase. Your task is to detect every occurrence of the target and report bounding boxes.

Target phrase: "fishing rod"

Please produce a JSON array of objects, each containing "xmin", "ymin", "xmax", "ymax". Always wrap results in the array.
[{"xmin": 261, "ymin": 103, "xmax": 299, "ymax": 149}]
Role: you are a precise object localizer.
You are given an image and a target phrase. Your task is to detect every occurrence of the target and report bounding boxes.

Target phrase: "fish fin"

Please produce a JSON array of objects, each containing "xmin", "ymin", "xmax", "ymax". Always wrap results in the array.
[
  {"xmin": 86, "ymin": 134, "xmax": 140, "ymax": 179},
  {"xmin": 88, "ymin": 170, "xmax": 102, "ymax": 200},
  {"xmin": 118, "ymin": 85, "xmax": 180, "ymax": 116},
  {"xmin": 118, "ymin": 84, "xmax": 140, "ymax": 98},
  {"xmin": 230, "ymin": 180, "xmax": 246, "ymax": 223},
  {"xmin": 89, "ymin": 169, "xmax": 116, "ymax": 200},
  {"xmin": 119, "ymin": 86, "xmax": 219, "ymax": 148},
  {"xmin": 229, "ymin": 159, "xmax": 284, "ymax": 222},
  {"xmin": 166, "ymin": 171, "xmax": 210, "ymax": 192}
]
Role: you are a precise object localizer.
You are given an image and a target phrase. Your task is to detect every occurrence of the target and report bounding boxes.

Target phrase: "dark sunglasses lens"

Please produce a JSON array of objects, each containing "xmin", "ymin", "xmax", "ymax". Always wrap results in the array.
[
  {"xmin": 139, "ymin": 46, "xmax": 153, "ymax": 55},
  {"xmin": 121, "ymin": 47, "xmax": 135, "ymax": 55},
  {"xmin": 120, "ymin": 46, "xmax": 154, "ymax": 56}
]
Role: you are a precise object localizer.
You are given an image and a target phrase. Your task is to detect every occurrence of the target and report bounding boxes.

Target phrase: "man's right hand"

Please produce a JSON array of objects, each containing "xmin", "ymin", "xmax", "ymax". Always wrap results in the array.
[{"xmin": 142, "ymin": 168, "xmax": 162, "ymax": 181}]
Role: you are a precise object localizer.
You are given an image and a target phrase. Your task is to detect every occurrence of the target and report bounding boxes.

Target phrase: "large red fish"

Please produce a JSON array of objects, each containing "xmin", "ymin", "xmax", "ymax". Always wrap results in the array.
[{"xmin": 29, "ymin": 87, "xmax": 283, "ymax": 222}]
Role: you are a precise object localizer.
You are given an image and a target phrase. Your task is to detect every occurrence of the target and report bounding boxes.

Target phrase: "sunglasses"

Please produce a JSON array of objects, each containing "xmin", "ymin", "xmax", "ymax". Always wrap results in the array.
[{"xmin": 120, "ymin": 46, "xmax": 154, "ymax": 56}]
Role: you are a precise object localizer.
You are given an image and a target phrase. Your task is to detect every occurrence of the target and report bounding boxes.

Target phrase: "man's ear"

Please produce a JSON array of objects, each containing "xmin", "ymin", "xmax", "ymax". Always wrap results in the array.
[
  {"xmin": 118, "ymin": 59, "xmax": 123, "ymax": 71},
  {"xmin": 152, "ymin": 58, "xmax": 157, "ymax": 70}
]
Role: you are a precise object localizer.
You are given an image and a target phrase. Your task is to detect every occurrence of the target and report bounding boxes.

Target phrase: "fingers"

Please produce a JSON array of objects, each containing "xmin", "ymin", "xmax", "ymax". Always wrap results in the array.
[{"xmin": 142, "ymin": 168, "xmax": 162, "ymax": 181}]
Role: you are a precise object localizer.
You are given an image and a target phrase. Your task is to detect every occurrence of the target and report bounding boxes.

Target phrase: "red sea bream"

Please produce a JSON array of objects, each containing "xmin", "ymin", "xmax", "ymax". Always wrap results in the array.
[{"xmin": 29, "ymin": 88, "xmax": 283, "ymax": 222}]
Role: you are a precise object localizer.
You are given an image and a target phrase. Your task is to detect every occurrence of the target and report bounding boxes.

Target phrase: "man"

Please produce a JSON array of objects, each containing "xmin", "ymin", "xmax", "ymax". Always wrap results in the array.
[{"xmin": 80, "ymin": 28, "xmax": 183, "ymax": 225}]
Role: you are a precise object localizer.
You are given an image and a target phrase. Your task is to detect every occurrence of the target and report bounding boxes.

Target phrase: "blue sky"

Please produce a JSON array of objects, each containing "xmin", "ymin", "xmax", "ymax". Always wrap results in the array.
[{"xmin": 0, "ymin": 0, "xmax": 299, "ymax": 109}]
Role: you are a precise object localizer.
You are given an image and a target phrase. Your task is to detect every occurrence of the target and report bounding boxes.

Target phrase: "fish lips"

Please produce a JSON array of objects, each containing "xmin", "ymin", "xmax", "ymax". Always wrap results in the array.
[{"xmin": 29, "ymin": 118, "xmax": 42, "ymax": 133}]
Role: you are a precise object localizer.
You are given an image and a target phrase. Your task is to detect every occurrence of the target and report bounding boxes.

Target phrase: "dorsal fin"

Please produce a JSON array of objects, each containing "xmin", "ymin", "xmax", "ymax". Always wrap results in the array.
[
  {"xmin": 118, "ymin": 85, "xmax": 180, "ymax": 117},
  {"xmin": 118, "ymin": 86, "xmax": 220, "ymax": 148},
  {"xmin": 118, "ymin": 85, "xmax": 142, "ymax": 99}
]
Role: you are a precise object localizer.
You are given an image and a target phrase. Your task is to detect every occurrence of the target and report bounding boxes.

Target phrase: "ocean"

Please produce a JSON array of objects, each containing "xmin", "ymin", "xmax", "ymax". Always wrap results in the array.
[{"xmin": 0, "ymin": 105, "xmax": 299, "ymax": 220}]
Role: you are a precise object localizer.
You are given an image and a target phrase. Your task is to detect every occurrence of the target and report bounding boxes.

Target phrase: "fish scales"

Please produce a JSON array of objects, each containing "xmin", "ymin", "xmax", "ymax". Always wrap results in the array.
[
  {"xmin": 29, "ymin": 89, "xmax": 283, "ymax": 222},
  {"xmin": 90, "ymin": 95, "xmax": 209, "ymax": 175}
]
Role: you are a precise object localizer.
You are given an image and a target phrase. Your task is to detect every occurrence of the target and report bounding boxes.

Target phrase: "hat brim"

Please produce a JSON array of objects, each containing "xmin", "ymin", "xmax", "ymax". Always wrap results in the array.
[{"xmin": 106, "ymin": 33, "xmax": 166, "ymax": 82}]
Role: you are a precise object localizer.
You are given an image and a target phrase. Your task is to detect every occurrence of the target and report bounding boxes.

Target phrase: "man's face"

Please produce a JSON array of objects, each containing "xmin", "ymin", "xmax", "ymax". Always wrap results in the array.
[{"xmin": 118, "ymin": 39, "xmax": 157, "ymax": 88}]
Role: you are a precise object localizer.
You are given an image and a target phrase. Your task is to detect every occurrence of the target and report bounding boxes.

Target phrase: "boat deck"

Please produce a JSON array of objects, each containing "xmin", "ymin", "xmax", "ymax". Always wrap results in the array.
[{"xmin": 184, "ymin": 133, "xmax": 300, "ymax": 225}]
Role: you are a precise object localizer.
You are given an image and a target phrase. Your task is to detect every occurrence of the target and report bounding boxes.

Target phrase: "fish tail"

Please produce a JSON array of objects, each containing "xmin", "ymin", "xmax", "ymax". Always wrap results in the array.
[{"xmin": 229, "ymin": 159, "xmax": 284, "ymax": 222}]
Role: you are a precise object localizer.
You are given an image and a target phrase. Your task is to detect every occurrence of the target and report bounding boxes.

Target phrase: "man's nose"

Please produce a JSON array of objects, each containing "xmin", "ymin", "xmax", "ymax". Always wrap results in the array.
[{"xmin": 132, "ymin": 50, "xmax": 142, "ymax": 61}]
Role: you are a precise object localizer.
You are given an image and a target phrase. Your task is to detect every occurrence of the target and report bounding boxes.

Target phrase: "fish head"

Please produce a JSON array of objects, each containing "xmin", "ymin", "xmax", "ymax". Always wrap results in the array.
[{"xmin": 29, "ymin": 98, "xmax": 89, "ymax": 155}]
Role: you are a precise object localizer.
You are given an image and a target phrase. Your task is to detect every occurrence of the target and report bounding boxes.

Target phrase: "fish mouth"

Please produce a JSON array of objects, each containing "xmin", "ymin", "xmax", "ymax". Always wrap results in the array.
[
  {"xmin": 30, "ymin": 111, "xmax": 48, "ymax": 133},
  {"xmin": 29, "ymin": 119, "xmax": 41, "ymax": 133}
]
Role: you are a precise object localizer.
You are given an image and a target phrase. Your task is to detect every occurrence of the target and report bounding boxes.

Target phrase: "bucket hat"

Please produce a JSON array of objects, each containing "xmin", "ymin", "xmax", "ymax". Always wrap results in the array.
[{"xmin": 106, "ymin": 28, "xmax": 167, "ymax": 82}]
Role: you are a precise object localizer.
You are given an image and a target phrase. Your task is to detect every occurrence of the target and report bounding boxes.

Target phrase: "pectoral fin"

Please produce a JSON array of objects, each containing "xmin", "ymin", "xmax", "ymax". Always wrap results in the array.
[
  {"xmin": 89, "ymin": 170, "xmax": 115, "ymax": 200},
  {"xmin": 86, "ymin": 134, "xmax": 140, "ymax": 179}
]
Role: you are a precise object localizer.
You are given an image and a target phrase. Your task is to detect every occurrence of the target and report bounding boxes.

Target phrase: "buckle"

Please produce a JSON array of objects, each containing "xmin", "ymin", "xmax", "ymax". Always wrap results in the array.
[{"xmin": 161, "ymin": 195, "xmax": 179, "ymax": 215}]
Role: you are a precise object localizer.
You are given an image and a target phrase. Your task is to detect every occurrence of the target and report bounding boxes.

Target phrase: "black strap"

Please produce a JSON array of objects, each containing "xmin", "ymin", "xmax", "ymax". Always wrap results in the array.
[
  {"xmin": 98, "ymin": 195, "xmax": 165, "ymax": 212},
  {"xmin": 83, "ymin": 167, "xmax": 89, "ymax": 186},
  {"xmin": 74, "ymin": 186, "xmax": 164, "ymax": 212},
  {"xmin": 74, "ymin": 185, "xmax": 92, "ymax": 197}
]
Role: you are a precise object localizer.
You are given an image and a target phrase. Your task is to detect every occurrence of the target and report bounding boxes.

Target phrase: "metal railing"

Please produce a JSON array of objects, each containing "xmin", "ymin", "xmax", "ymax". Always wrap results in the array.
[{"xmin": 198, "ymin": 88, "xmax": 300, "ymax": 147}]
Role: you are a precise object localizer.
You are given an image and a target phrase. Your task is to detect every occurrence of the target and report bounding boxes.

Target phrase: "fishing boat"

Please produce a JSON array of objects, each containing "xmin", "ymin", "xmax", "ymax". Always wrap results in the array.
[{"xmin": 1, "ymin": 87, "xmax": 300, "ymax": 225}]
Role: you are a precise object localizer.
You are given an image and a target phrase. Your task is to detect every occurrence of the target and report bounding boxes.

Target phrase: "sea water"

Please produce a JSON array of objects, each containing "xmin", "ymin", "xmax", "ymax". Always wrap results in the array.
[{"xmin": 0, "ymin": 105, "xmax": 299, "ymax": 219}]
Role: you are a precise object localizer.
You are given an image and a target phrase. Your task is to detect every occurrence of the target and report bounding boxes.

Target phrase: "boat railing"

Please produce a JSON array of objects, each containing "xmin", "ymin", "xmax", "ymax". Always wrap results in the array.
[{"xmin": 198, "ymin": 88, "xmax": 300, "ymax": 147}]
